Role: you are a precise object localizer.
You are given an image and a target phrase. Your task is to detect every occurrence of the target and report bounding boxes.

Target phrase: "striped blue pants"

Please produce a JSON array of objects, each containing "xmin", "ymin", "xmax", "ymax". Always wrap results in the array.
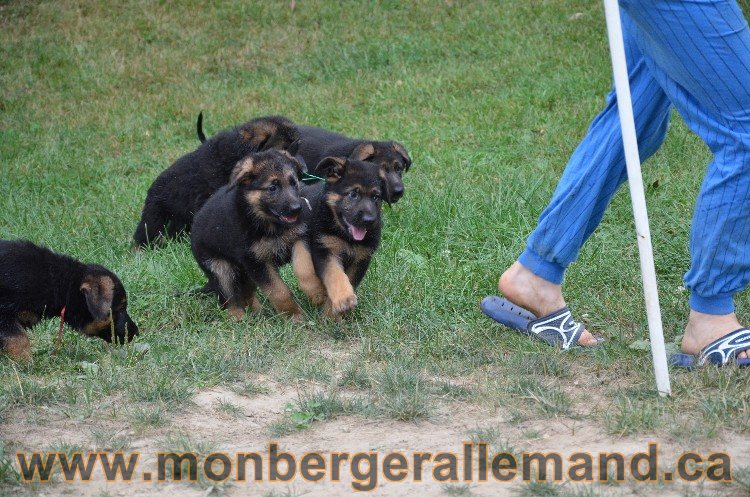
[{"xmin": 520, "ymin": 0, "xmax": 750, "ymax": 315}]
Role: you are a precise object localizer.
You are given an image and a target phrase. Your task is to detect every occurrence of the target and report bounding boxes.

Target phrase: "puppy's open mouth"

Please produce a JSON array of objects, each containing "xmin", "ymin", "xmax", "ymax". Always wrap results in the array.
[
  {"xmin": 346, "ymin": 222, "xmax": 367, "ymax": 241},
  {"xmin": 279, "ymin": 214, "xmax": 299, "ymax": 224}
]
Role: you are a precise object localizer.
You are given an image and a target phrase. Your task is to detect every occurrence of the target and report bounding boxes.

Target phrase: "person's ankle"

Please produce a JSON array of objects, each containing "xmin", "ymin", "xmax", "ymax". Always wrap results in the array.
[
  {"xmin": 681, "ymin": 310, "xmax": 742, "ymax": 354},
  {"xmin": 499, "ymin": 261, "xmax": 565, "ymax": 317}
]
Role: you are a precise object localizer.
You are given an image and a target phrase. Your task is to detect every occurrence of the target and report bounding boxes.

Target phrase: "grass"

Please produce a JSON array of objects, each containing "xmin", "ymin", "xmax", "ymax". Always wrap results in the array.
[{"xmin": 1, "ymin": 1, "xmax": 749, "ymax": 493}]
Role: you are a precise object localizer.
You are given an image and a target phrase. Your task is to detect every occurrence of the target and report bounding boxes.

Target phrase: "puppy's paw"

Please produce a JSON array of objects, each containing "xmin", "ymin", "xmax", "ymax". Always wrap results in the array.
[
  {"xmin": 329, "ymin": 292, "xmax": 358, "ymax": 315},
  {"xmin": 290, "ymin": 311, "xmax": 305, "ymax": 322},
  {"xmin": 308, "ymin": 288, "xmax": 326, "ymax": 306},
  {"xmin": 4, "ymin": 335, "xmax": 32, "ymax": 362},
  {"xmin": 250, "ymin": 296, "xmax": 262, "ymax": 313},
  {"xmin": 227, "ymin": 306, "xmax": 246, "ymax": 321}
]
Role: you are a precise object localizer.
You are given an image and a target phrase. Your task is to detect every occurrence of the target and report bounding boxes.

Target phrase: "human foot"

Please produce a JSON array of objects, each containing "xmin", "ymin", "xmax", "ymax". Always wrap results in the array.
[
  {"xmin": 498, "ymin": 261, "xmax": 599, "ymax": 347},
  {"xmin": 682, "ymin": 310, "xmax": 750, "ymax": 360}
]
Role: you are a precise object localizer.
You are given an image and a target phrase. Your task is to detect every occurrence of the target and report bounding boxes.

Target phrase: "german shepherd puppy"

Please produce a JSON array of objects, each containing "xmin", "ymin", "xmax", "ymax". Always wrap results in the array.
[
  {"xmin": 191, "ymin": 150, "xmax": 306, "ymax": 321},
  {"xmin": 0, "ymin": 240, "xmax": 139, "ymax": 360},
  {"xmin": 196, "ymin": 116, "xmax": 410, "ymax": 204},
  {"xmin": 133, "ymin": 115, "xmax": 299, "ymax": 248},
  {"xmin": 296, "ymin": 125, "xmax": 411, "ymax": 204},
  {"xmin": 292, "ymin": 157, "xmax": 383, "ymax": 316}
]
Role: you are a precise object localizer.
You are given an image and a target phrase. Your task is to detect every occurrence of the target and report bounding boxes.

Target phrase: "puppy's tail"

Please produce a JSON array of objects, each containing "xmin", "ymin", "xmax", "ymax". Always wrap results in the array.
[{"xmin": 197, "ymin": 112, "xmax": 207, "ymax": 143}]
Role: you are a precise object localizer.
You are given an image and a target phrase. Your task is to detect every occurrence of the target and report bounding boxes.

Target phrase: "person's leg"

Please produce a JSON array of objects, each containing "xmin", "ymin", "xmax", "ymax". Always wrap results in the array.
[
  {"xmin": 619, "ymin": 0, "xmax": 750, "ymax": 359},
  {"xmin": 500, "ymin": 11, "xmax": 672, "ymax": 346}
]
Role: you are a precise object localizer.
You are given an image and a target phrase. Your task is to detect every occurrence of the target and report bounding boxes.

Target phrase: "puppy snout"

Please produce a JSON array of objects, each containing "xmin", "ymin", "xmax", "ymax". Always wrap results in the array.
[
  {"xmin": 361, "ymin": 212, "xmax": 377, "ymax": 224},
  {"xmin": 287, "ymin": 203, "xmax": 302, "ymax": 217},
  {"xmin": 391, "ymin": 184, "xmax": 404, "ymax": 200}
]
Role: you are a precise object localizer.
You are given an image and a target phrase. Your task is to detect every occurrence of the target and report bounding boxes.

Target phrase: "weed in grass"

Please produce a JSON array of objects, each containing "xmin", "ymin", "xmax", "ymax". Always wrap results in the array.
[
  {"xmin": 0, "ymin": 376, "xmax": 58, "ymax": 406},
  {"xmin": 47, "ymin": 441, "xmax": 86, "ymax": 458},
  {"xmin": 602, "ymin": 396, "xmax": 662, "ymax": 436},
  {"xmin": 280, "ymin": 390, "xmax": 370, "ymax": 432},
  {"xmin": 338, "ymin": 360, "xmax": 372, "ymax": 389},
  {"xmin": 508, "ymin": 410, "xmax": 528, "ymax": 426},
  {"xmin": 466, "ymin": 425, "xmax": 502, "ymax": 446},
  {"xmin": 493, "ymin": 439, "xmax": 521, "ymax": 457},
  {"xmin": 521, "ymin": 429, "xmax": 543, "ymax": 441},
  {"xmin": 516, "ymin": 479, "xmax": 561, "ymax": 496},
  {"xmin": 232, "ymin": 380, "xmax": 270, "ymax": 397},
  {"xmin": 432, "ymin": 379, "xmax": 474, "ymax": 400},
  {"xmin": 0, "ymin": 441, "xmax": 19, "ymax": 484},
  {"xmin": 128, "ymin": 403, "xmax": 166, "ymax": 431},
  {"xmin": 289, "ymin": 356, "xmax": 333, "ymax": 383},
  {"xmin": 215, "ymin": 398, "xmax": 244, "ymax": 417},
  {"xmin": 90, "ymin": 428, "xmax": 131, "ymax": 452},
  {"xmin": 373, "ymin": 362, "xmax": 432, "ymax": 421},
  {"xmin": 510, "ymin": 378, "xmax": 572, "ymax": 417},
  {"xmin": 268, "ymin": 418, "xmax": 298, "ymax": 438},
  {"xmin": 442, "ymin": 483, "xmax": 472, "ymax": 496},
  {"xmin": 128, "ymin": 374, "xmax": 194, "ymax": 405}
]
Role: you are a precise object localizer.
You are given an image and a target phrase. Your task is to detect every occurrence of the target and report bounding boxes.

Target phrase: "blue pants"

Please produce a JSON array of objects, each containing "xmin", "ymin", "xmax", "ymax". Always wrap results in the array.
[{"xmin": 520, "ymin": 0, "xmax": 750, "ymax": 315}]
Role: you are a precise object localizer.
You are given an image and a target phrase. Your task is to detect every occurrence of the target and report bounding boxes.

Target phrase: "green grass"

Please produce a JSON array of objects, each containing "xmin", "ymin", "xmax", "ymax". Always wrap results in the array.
[{"xmin": 1, "ymin": 0, "xmax": 749, "ymax": 478}]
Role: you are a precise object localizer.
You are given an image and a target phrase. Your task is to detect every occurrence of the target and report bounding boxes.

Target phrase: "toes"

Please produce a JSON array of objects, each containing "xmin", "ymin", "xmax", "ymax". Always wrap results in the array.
[
  {"xmin": 578, "ymin": 330, "xmax": 599, "ymax": 347},
  {"xmin": 227, "ymin": 306, "xmax": 246, "ymax": 321},
  {"xmin": 330, "ymin": 293, "xmax": 358, "ymax": 315}
]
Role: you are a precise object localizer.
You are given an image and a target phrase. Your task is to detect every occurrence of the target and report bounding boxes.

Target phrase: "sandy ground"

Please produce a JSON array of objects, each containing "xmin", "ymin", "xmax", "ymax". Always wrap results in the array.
[{"xmin": 2, "ymin": 383, "xmax": 748, "ymax": 497}]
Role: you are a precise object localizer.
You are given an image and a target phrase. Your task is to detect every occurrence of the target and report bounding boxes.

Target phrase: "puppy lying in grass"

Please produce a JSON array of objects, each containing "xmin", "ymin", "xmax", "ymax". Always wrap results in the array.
[
  {"xmin": 191, "ymin": 150, "xmax": 307, "ymax": 321},
  {"xmin": 292, "ymin": 157, "xmax": 383, "ymax": 317},
  {"xmin": 134, "ymin": 115, "xmax": 299, "ymax": 248},
  {"xmin": 0, "ymin": 240, "xmax": 138, "ymax": 361}
]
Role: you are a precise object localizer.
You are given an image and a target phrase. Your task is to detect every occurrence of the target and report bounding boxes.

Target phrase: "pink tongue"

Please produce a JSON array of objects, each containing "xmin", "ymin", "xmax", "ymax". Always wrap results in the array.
[{"xmin": 349, "ymin": 225, "xmax": 367, "ymax": 241}]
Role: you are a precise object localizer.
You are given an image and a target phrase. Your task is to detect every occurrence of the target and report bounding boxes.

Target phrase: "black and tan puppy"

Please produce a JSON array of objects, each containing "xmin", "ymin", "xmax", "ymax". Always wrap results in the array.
[
  {"xmin": 197, "ymin": 117, "xmax": 410, "ymax": 204},
  {"xmin": 292, "ymin": 157, "xmax": 383, "ymax": 316},
  {"xmin": 191, "ymin": 149, "xmax": 306, "ymax": 321},
  {"xmin": 296, "ymin": 125, "xmax": 411, "ymax": 204},
  {"xmin": 0, "ymin": 240, "xmax": 138, "ymax": 360},
  {"xmin": 133, "ymin": 115, "xmax": 300, "ymax": 248}
]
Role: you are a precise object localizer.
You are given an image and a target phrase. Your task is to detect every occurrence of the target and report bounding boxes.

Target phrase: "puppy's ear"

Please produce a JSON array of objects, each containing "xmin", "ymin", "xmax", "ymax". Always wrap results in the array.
[
  {"xmin": 392, "ymin": 142, "xmax": 412, "ymax": 171},
  {"xmin": 350, "ymin": 143, "xmax": 376, "ymax": 162},
  {"xmin": 278, "ymin": 149, "xmax": 307, "ymax": 178},
  {"xmin": 287, "ymin": 139, "xmax": 301, "ymax": 157},
  {"xmin": 317, "ymin": 156, "xmax": 347, "ymax": 183},
  {"xmin": 230, "ymin": 157, "xmax": 256, "ymax": 185},
  {"xmin": 80, "ymin": 275, "xmax": 114, "ymax": 321},
  {"xmin": 293, "ymin": 156, "xmax": 307, "ymax": 177},
  {"xmin": 240, "ymin": 121, "xmax": 275, "ymax": 150}
]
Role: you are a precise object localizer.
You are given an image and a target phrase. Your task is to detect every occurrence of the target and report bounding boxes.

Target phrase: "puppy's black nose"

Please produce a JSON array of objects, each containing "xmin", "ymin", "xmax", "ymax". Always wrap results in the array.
[
  {"xmin": 288, "ymin": 203, "xmax": 302, "ymax": 216},
  {"xmin": 361, "ymin": 213, "xmax": 377, "ymax": 224},
  {"xmin": 391, "ymin": 185, "xmax": 404, "ymax": 200}
]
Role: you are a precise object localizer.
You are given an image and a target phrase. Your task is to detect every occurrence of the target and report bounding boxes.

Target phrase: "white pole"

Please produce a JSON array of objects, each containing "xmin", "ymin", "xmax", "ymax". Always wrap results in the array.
[{"xmin": 602, "ymin": 0, "xmax": 671, "ymax": 396}]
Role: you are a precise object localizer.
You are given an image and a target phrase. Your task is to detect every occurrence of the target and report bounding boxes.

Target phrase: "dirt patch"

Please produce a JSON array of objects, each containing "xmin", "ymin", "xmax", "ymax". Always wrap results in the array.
[{"xmin": 2, "ymin": 384, "xmax": 748, "ymax": 497}]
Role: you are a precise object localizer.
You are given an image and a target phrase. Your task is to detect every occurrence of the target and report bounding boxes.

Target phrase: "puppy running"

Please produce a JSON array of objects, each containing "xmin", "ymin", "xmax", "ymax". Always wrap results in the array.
[
  {"xmin": 292, "ymin": 157, "xmax": 383, "ymax": 316},
  {"xmin": 191, "ymin": 150, "xmax": 307, "ymax": 321},
  {"xmin": 134, "ymin": 115, "xmax": 299, "ymax": 248},
  {"xmin": 0, "ymin": 240, "xmax": 139, "ymax": 360}
]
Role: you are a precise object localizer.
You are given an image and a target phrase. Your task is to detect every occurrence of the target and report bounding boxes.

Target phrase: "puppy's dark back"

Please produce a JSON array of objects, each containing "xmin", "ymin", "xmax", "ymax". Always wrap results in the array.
[
  {"xmin": 0, "ymin": 240, "xmax": 81, "ymax": 314},
  {"xmin": 297, "ymin": 125, "xmax": 362, "ymax": 169}
]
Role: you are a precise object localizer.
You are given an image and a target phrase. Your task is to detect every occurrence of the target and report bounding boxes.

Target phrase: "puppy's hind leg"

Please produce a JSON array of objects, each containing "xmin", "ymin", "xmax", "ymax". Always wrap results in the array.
[
  {"xmin": 292, "ymin": 241, "xmax": 326, "ymax": 306},
  {"xmin": 133, "ymin": 204, "xmax": 170, "ymax": 249},
  {"xmin": 206, "ymin": 258, "xmax": 246, "ymax": 320},
  {"xmin": 0, "ymin": 317, "xmax": 32, "ymax": 361}
]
